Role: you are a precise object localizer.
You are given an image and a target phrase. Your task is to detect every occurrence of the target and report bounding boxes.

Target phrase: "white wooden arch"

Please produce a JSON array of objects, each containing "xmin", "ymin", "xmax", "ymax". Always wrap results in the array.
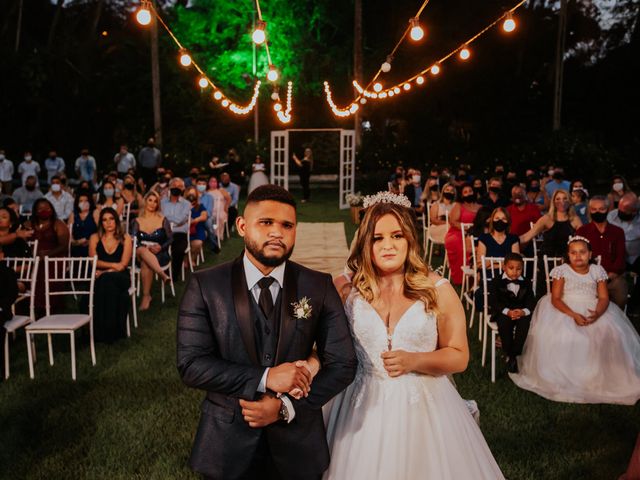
[{"xmin": 270, "ymin": 129, "xmax": 355, "ymax": 209}]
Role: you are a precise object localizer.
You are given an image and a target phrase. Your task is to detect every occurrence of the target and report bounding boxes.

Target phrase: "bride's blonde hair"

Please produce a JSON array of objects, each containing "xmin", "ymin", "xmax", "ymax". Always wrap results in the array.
[{"xmin": 347, "ymin": 202, "xmax": 438, "ymax": 312}]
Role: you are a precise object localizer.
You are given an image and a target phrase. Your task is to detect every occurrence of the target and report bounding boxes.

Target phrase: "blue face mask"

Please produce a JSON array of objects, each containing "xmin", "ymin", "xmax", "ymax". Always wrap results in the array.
[
  {"xmin": 196, "ymin": 185, "xmax": 206, "ymax": 193},
  {"xmin": 103, "ymin": 189, "xmax": 114, "ymax": 198}
]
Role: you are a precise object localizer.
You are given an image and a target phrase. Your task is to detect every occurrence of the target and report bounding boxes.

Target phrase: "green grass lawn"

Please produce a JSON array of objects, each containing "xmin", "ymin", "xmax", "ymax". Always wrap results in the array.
[{"xmin": 1, "ymin": 189, "xmax": 638, "ymax": 479}]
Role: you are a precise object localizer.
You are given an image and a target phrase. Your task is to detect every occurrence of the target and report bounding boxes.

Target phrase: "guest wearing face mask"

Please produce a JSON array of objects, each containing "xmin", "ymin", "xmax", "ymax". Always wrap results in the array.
[
  {"xmin": 480, "ymin": 177, "xmax": 509, "ymax": 211},
  {"xmin": 477, "ymin": 208, "xmax": 520, "ymax": 267},
  {"xmin": 472, "ymin": 178, "xmax": 486, "ymax": 201},
  {"xmin": 151, "ymin": 169, "xmax": 171, "ymax": 199},
  {"xmin": 74, "ymin": 148, "xmax": 97, "ymax": 190},
  {"xmin": 219, "ymin": 172, "xmax": 239, "ymax": 227},
  {"xmin": 161, "ymin": 177, "xmax": 191, "ymax": 278},
  {"xmin": 428, "ymin": 183, "xmax": 457, "ymax": 244},
  {"xmin": 12, "ymin": 175, "xmax": 43, "ymax": 214},
  {"xmin": 445, "ymin": 183, "xmax": 481, "ymax": 285},
  {"xmin": 543, "ymin": 167, "xmax": 571, "ymax": 199},
  {"xmin": 420, "ymin": 176, "xmax": 441, "ymax": 206},
  {"xmin": 0, "ymin": 149, "xmax": 15, "ymax": 195},
  {"xmin": 44, "ymin": 175, "xmax": 74, "ymax": 222},
  {"xmin": 139, "ymin": 138, "xmax": 162, "ymax": 191},
  {"xmin": 120, "ymin": 174, "xmax": 144, "ymax": 219},
  {"xmin": 185, "ymin": 187, "xmax": 208, "ymax": 266},
  {"xmin": 114, "ymin": 144, "xmax": 136, "ymax": 178},
  {"xmin": 44, "ymin": 150, "xmax": 65, "ymax": 185},
  {"xmin": 403, "ymin": 169, "xmax": 424, "ymax": 214},
  {"xmin": 68, "ymin": 192, "xmax": 98, "ymax": 257},
  {"xmin": 18, "ymin": 151, "xmax": 40, "ymax": 186},
  {"xmin": 96, "ymin": 180, "xmax": 125, "ymax": 219},
  {"xmin": 607, "ymin": 175, "xmax": 632, "ymax": 212},
  {"xmin": 30, "ymin": 198, "xmax": 70, "ymax": 315},
  {"xmin": 195, "ymin": 176, "xmax": 218, "ymax": 253},
  {"xmin": 526, "ymin": 177, "xmax": 547, "ymax": 213},
  {"xmin": 206, "ymin": 175, "xmax": 229, "ymax": 245},
  {"xmin": 507, "ymin": 186, "xmax": 541, "ymax": 256},
  {"xmin": 576, "ymin": 196, "xmax": 627, "ymax": 308}
]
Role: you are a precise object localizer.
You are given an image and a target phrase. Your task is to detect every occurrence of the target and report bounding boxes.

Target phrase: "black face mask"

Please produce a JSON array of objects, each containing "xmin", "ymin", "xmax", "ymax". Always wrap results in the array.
[
  {"xmin": 186, "ymin": 195, "xmax": 196, "ymax": 202},
  {"xmin": 26, "ymin": 184, "xmax": 36, "ymax": 191},
  {"xmin": 442, "ymin": 192, "xmax": 455, "ymax": 201},
  {"xmin": 553, "ymin": 172, "xmax": 563, "ymax": 181},
  {"xmin": 462, "ymin": 194, "xmax": 476, "ymax": 203},
  {"xmin": 529, "ymin": 186, "xmax": 540, "ymax": 193},
  {"xmin": 590, "ymin": 211, "xmax": 607, "ymax": 223},
  {"xmin": 124, "ymin": 183, "xmax": 135, "ymax": 190},
  {"xmin": 489, "ymin": 186, "xmax": 502, "ymax": 194},
  {"xmin": 618, "ymin": 211, "xmax": 636, "ymax": 222},
  {"xmin": 493, "ymin": 220, "xmax": 508, "ymax": 232},
  {"xmin": 170, "ymin": 188, "xmax": 183, "ymax": 197}
]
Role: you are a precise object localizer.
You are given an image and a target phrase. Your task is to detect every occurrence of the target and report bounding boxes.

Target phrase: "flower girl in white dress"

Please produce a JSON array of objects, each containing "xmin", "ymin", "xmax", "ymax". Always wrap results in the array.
[
  {"xmin": 511, "ymin": 235, "xmax": 640, "ymax": 404},
  {"xmin": 323, "ymin": 193, "xmax": 505, "ymax": 480}
]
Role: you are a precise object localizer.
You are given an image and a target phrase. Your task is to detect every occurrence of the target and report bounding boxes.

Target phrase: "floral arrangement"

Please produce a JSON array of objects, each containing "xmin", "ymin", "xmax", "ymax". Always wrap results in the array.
[{"xmin": 345, "ymin": 191, "xmax": 364, "ymax": 207}]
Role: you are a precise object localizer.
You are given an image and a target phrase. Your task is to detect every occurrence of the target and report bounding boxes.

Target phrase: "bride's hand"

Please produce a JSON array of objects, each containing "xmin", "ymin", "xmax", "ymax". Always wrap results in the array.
[{"xmin": 381, "ymin": 350, "xmax": 415, "ymax": 377}]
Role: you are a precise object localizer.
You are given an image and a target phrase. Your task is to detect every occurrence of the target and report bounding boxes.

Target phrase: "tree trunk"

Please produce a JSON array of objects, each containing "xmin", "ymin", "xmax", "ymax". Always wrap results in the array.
[
  {"xmin": 553, "ymin": 0, "xmax": 568, "ymax": 131},
  {"xmin": 87, "ymin": 0, "xmax": 104, "ymax": 41},
  {"xmin": 14, "ymin": 0, "xmax": 23, "ymax": 52},
  {"xmin": 353, "ymin": 0, "xmax": 363, "ymax": 147},
  {"xmin": 151, "ymin": 1, "xmax": 163, "ymax": 149},
  {"xmin": 47, "ymin": 0, "xmax": 64, "ymax": 51}
]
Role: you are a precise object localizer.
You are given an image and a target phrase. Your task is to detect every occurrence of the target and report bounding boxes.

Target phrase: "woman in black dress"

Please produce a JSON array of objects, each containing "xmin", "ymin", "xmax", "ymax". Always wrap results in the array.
[
  {"xmin": 293, "ymin": 147, "xmax": 313, "ymax": 203},
  {"xmin": 88, "ymin": 207, "xmax": 132, "ymax": 343}
]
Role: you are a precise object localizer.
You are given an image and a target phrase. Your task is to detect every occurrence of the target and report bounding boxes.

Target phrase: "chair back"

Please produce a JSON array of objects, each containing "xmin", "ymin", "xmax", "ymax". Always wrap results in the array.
[
  {"xmin": 44, "ymin": 256, "xmax": 97, "ymax": 316},
  {"xmin": 543, "ymin": 255, "xmax": 564, "ymax": 294},
  {"xmin": 121, "ymin": 202, "xmax": 132, "ymax": 234},
  {"xmin": 529, "ymin": 221, "xmax": 541, "ymax": 258},
  {"xmin": 522, "ymin": 256, "xmax": 538, "ymax": 296},
  {"xmin": 481, "ymin": 256, "xmax": 505, "ymax": 318},
  {"xmin": 27, "ymin": 239, "xmax": 39, "ymax": 257},
  {"xmin": 4, "ymin": 256, "xmax": 39, "ymax": 320},
  {"xmin": 19, "ymin": 205, "xmax": 32, "ymax": 220},
  {"xmin": 427, "ymin": 208, "xmax": 449, "ymax": 243},
  {"xmin": 461, "ymin": 223, "xmax": 476, "ymax": 271},
  {"xmin": 129, "ymin": 237, "xmax": 137, "ymax": 289}
]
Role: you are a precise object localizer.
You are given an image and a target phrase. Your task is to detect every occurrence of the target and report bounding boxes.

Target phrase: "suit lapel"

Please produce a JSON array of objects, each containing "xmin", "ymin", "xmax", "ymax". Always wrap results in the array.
[
  {"xmin": 275, "ymin": 261, "xmax": 298, "ymax": 363},
  {"xmin": 231, "ymin": 255, "xmax": 260, "ymax": 365}
]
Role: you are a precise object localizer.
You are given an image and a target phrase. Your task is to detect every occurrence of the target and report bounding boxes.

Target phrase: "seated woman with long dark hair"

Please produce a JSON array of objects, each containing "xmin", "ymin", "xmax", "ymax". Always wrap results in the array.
[
  {"xmin": 88, "ymin": 207, "xmax": 133, "ymax": 343},
  {"xmin": 68, "ymin": 191, "xmax": 97, "ymax": 257}
]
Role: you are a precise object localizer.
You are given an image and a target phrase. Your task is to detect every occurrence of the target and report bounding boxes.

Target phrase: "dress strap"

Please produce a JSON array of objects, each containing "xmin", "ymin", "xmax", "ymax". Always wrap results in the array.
[{"xmin": 434, "ymin": 278, "xmax": 449, "ymax": 287}]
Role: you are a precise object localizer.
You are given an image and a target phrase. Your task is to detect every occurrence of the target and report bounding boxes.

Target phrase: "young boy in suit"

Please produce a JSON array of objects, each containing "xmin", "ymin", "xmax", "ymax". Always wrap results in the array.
[{"xmin": 489, "ymin": 252, "xmax": 536, "ymax": 373}]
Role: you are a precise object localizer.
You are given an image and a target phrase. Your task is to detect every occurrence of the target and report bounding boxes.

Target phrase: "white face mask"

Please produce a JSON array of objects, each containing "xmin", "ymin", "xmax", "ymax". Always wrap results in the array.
[
  {"xmin": 0, "ymin": 154, "xmax": 5, "ymax": 161},
  {"xmin": 51, "ymin": 184, "xmax": 61, "ymax": 192},
  {"xmin": 548, "ymin": 169, "xmax": 554, "ymax": 176},
  {"xmin": 413, "ymin": 175, "xmax": 421, "ymax": 185},
  {"xmin": 196, "ymin": 184, "xmax": 206, "ymax": 193},
  {"xmin": 24, "ymin": 156, "xmax": 32, "ymax": 162},
  {"xmin": 79, "ymin": 201, "xmax": 90, "ymax": 211},
  {"xmin": 613, "ymin": 182, "xmax": 624, "ymax": 192}
]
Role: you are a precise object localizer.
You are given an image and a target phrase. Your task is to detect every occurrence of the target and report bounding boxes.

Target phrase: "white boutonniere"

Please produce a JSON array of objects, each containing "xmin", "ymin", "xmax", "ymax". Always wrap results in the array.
[{"xmin": 291, "ymin": 297, "xmax": 312, "ymax": 320}]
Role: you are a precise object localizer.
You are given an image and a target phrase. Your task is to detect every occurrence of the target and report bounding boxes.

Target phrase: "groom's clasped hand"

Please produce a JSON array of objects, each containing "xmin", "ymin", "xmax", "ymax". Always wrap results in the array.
[{"xmin": 239, "ymin": 360, "xmax": 313, "ymax": 428}]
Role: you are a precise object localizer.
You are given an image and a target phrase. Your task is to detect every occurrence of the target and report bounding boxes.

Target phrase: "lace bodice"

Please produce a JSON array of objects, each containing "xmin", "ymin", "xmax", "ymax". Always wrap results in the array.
[
  {"xmin": 345, "ymin": 291, "xmax": 439, "ymax": 380},
  {"xmin": 550, "ymin": 263, "xmax": 608, "ymax": 299}
]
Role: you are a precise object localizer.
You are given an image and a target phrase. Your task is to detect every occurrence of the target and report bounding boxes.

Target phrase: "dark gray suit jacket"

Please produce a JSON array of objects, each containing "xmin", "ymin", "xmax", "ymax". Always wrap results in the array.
[{"xmin": 177, "ymin": 256, "xmax": 357, "ymax": 479}]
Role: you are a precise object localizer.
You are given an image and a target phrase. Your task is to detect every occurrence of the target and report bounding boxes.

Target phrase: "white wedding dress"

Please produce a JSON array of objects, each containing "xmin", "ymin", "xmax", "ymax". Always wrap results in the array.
[
  {"xmin": 510, "ymin": 263, "xmax": 640, "ymax": 405},
  {"xmin": 324, "ymin": 283, "xmax": 505, "ymax": 480}
]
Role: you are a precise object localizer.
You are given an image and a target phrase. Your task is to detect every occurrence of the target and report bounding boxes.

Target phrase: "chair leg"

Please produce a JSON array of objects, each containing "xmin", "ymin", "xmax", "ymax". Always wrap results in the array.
[
  {"xmin": 126, "ymin": 313, "xmax": 131, "ymax": 338},
  {"xmin": 4, "ymin": 334, "xmax": 9, "ymax": 380},
  {"xmin": 26, "ymin": 332, "xmax": 35, "ymax": 379},
  {"xmin": 479, "ymin": 308, "xmax": 483, "ymax": 341},
  {"xmin": 481, "ymin": 315, "xmax": 487, "ymax": 367},
  {"xmin": 89, "ymin": 322, "xmax": 96, "ymax": 366},
  {"xmin": 47, "ymin": 334, "xmax": 54, "ymax": 366},
  {"xmin": 470, "ymin": 299, "xmax": 476, "ymax": 330},
  {"xmin": 491, "ymin": 330, "xmax": 496, "ymax": 383},
  {"xmin": 70, "ymin": 333, "xmax": 76, "ymax": 381},
  {"xmin": 132, "ymin": 294, "xmax": 138, "ymax": 328}
]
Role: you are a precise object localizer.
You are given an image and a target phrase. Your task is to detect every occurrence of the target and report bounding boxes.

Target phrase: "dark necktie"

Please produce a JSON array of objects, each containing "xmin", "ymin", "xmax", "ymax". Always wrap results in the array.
[{"xmin": 258, "ymin": 277, "xmax": 276, "ymax": 321}]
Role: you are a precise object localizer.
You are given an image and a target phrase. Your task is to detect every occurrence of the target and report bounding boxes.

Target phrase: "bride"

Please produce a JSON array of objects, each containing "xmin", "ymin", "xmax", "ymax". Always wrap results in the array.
[{"xmin": 323, "ymin": 192, "xmax": 504, "ymax": 479}]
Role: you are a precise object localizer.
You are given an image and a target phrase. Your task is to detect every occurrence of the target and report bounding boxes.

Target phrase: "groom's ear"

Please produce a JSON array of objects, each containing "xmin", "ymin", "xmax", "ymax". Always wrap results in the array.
[{"xmin": 236, "ymin": 215, "xmax": 246, "ymax": 238}]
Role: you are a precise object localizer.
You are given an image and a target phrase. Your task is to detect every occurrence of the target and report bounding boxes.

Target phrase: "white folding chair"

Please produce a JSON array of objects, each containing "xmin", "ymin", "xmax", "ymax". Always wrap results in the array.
[
  {"xmin": 426, "ymin": 209, "xmax": 449, "ymax": 277},
  {"xmin": 25, "ymin": 256, "xmax": 98, "ymax": 380},
  {"xmin": 180, "ymin": 216, "xmax": 194, "ymax": 281},
  {"xmin": 529, "ymin": 222, "xmax": 542, "ymax": 259},
  {"xmin": 480, "ymin": 255, "xmax": 505, "ymax": 383},
  {"xmin": 523, "ymin": 256, "xmax": 538, "ymax": 296},
  {"xmin": 19, "ymin": 204, "xmax": 32, "ymax": 220},
  {"xmin": 121, "ymin": 202, "xmax": 132, "ymax": 234},
  {"xmin": 543, "ymin": 255, "xmax": 564, "ymax": 294},
  {"xmin": 27, "ymin": 239, "xmax": 39, "ymax": 257},
  {"xmin": 3, "ymin": 256, "xmax": 39, "ymax": 379},
  {"xmin": 460, "ymin": 223, "xmax": 479, "ymax": 330},
  {"xmin": 126, "ymin": 237, "xmax": 138, "ymax": 336}
]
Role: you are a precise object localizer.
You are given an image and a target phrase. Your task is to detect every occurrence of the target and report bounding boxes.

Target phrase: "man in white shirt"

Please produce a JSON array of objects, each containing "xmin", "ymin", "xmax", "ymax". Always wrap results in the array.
[
  {"xmin": 44, "ymin": 150, "xmax": 66, "ymax": 185},
  {"xmin": 74, "ymin": 148, "xmax": 97, "ymax": 188},
  {"xmin": 114, "ymin": 144, "xmax": 136, "ymax": 176},
  {"xmin": 17, "ymin": 151, "xmax": 41, "ymax": 186},
  {"xmin": 12, "ymin": 175, "xmax": 43, "ymax": 213},
  {"xmin": 44, "ymin": 176, "xmax": 74, "ymax": 222},
  {"xmin": 0, "ymin": 149, "xmax": 15, "ymax": 195}
]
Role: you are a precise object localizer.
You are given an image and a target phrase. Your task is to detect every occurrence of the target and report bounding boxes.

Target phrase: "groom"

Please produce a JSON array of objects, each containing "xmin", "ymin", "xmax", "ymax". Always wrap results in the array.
[{"xmin": 177, "ymin": 185, "xmax": 357, "ymax": 480}]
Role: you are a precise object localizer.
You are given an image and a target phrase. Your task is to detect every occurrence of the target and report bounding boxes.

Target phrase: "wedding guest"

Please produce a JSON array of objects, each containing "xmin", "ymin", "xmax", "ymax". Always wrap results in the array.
[
  {"xmin": 427, "ymin": 183, "xmax": 456, "ymax": 244},
  {"xmin": 113, "ymin": 144, "xmax": 135, "ymax": 178},
  {"xmin": 138, "ymin": 138, "xmax": 161, "ymax": 191},
  {"xmin": 0, "ymin": 206, "xmax": 32, "ymax": 257},
  {"xmin": 220, "ymin": 172, "xmax": 240, "ymax": 227},
  {"xmin": 206, "ymin": 175, "xmax": 229, "ymax": 246},
  {"xmin": 44, "ymin": 150, "xmax": 65, "ymax": 185},
  {"xmin": 480, "ymin": 177, "xmax": 509, "ymax": 211},
  {"xmin": 185, "ymin": 187, "xmax": 208, "ymax": 267},
  {"xmin": 511, "ymin": 236, "xmax": 640, "ymax": 404},
  {"xmin": 477, "ymin": 207, "xmax": 520, "ymax": 266},
  {"xmin": 543, "ymin": 168, "xmax": 571, "ymax": 198},
  {"xmin": 195, "ymin": 176, "xmax": 217, "ymax": 252},
  {"xmin": 131, "ymin": 191, "xmax": 172, "ymax": 311},
  {"xmin": 403, "ymin": 169, "xmax": 424, "ymax": 214},
  {"xmin": 161, "ymin": 178, "xmax": 191, "ymax": 278},
  {"xmin": 225, "ymin": 148, "xmax": 245, "ymax": 188},
  {"xmin": 526, "ymin": 177, "xmax": 547, "ymax": 213},
  {"xmin": 96, "ymin": 180, "xmax": 124, "ymax": 218},
  {"xmin": 44, "ymin": 175, "xmax": 74, "ymax": 222},
  {"xmin": 0, "ymin": 149, "xmax": 15, "ymax": 195},
  {"xmin": 184, "ymin": 167, "xmax": 200, "ymax": 189},
  {"xmin": 571, "ymin": 187, "xmax": 589, "ymax": 225},
  {"xmin": 520, "ymin": 189, "xmax": 582, "ymax": 257},
  {"xmin": 74, "ymin": 148, "xmax": 97, "ymax": 189},
  {"xmin": 120, "ymin": 174, "xmax": 144, "ymax": 219},
  {"xmin": 607, "ymin": 175, "xmax": 632, "ymax": 212},
  {"xmin": 12, "ymin": 175, "xmax": 43, "ymax": 214},
  {"xmin": 445, "ymin": 183, "xmax": 481, "ymax": 285},
  {"xmin": 507, "ymin": 185, "xmax": 541, "ymax": 237},
  {"xmin": 292, "ymin": 147, "xmax": 313, "ymax": 203},
  {"xmin": 488, "ymin": 252, "xmax": 536, "ymax": 373},
  {"xmin": 0, "ymin": 247, "xmax": 19, "ymax": 383},
  {"xmin": 420, "ymin": 176, "xmax": 441, "ymax": 206},
  {"xmin": 472, "ymin": 177, "xmax": 486, "ymax": 202},
  {"xmin": 88, "ymin": 208, "xmax": 132, "ymax": 342},
  {"xmin": 17, "ymin": 151, "xmax": 40, "ymax": 186},
  {"xmin": 247, "ymin": 155, "xmax": 269, "ymax": 195},
  {"xmin": 68, "ymin": 192, "xmax": 98, "ymax": 257}
]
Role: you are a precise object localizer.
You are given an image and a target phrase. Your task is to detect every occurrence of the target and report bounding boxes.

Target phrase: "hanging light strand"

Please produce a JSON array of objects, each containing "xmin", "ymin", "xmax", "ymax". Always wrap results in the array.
[
  {"xmin": 324, "ymin": 0, "xmax": 527, "ymax": 117},
  {"xmin": 139, "ymin": 2, "xmax": 264, "ymax": 116}
]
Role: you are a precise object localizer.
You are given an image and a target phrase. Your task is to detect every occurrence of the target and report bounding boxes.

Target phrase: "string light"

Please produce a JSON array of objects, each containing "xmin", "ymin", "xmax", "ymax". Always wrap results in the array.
[
  {"xmin": 409, "ymin": 18, "xmax": 425, "ymax": 41},
  {"xmin": 267, "ymin": 65, "xmax": 279, "ymax": 82},
  {"xmin": 503, "ymin": 13, "xmax": 516, "ymax": 32},
  {"xmin": 179, "ymin": 49, "xmax": 192, "ymax": 67},
  {"xmin": 403, "ymin": 83, "xmax": 411, "ymax": 91},
  {"xmin": 393, "ymin": 86, "xmax": 401, "ymax": 94},
  {"xmin": 252, "ymin": 20, "xmax": 266, "ymax": 45},
  {"xmin": 221, "ymin": 99, "xmax": 230, "ymax": 107},
  {"xmin": 276, "ymin": 81, "xmax": 293, "ymax": 123},
  {"xmin": 213, "ymin": 91, "xmax": 223, "ymax": 100},
  {"xmin": 381, "ymin": 56, "xmax": 393, "ymax": 73},
  {"xmin": 274, "ymin": 103, "xmax": 282, "ymax": 112},
  {"xmin": 373, "ymin": 82, "xmax": 383, "ymax": 92},
  {"xmin": 459, "ymin": 47, "xmax": 471, "ymax": 60},
  {"xmin": 430, "ymin": 64, "xmax": 440, "ymax": 75},
  {"xmin": 198, "ymin": 77, "xmax": 209, "ymax": 88},
  {"xmin": 135, "ymin": 1, "xmax": 152, "ymax": 26},
  {"xmin": 416, "ymin": 75, "xmax": 425, "ymax": 85}
]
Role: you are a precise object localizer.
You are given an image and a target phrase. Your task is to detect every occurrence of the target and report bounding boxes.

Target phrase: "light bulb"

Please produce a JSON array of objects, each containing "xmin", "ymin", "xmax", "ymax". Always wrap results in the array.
[
  {"xmin": 252, "ymin": 20, "xmax": 266, "ymax": 45},
  {"xmin": 198, "ymin": 77, "xmax": 208, "ymax": 89},
  {"xmin": 221, "ymin": 99, "xmax": 230, "ymax": 107},
  {"xmin": 416, "ymin": 76, "xmax": 425, "ymax": 85},
  {"xmin": 430, "ymin": 64, "xmax": 440, "ymax": 75},
  {"xmin": 373, "ymin": 82, "xmax": 383, "ymax": 93},
  {"xmin": 349, "ymin": 104, "xmax": 359, "ymax": 114},
  {"xmin": 213, "ymin": 91, "xmax": 223, "ymax": 100},
  {"xmin": 459, "ymin": 47, "xmax": 471, "ymax": 60},
  {"xmin": 179, "ymin": 51, "xmax": 192, "ymax": 67},
  {"xmin": 267, "ymin": 65, "xmax": 279, "ymax": 82},
  {"xmin": 136, "ymin": 7, "xmax": 152, "ymax": 26},
  {"xmin": 409, "ymin": 18, "xmax": 424, "ymax": 41},
  {"xmin": 503, "ymin": 14, "xmax": 516, "ymax": 33},
  {"xmin": 274, "ymin": 103, "xmax": 282, "ymax": 112},
  {"xmin": 379, "ymin": 92, "xmax": 388, "ymax": 98},
  {"xmin": 381, "ymin": 62, "xmax": 391, "ymax": 73},
  {"xmin": 388, "ymin": 90, "xmax": 395, "ymax": 97},
  {"xmin": 403, "ymin": 83, "xmax": 411, "ymax": 91},
  {"xmin": 271, "ymin": 91, "xmax": 280, "ymax": 101},
  {"xmin": 393, "ymin": 87, "xmax": 401, "ymax": 94},
  {"xmin": 360, "ymin": 98, "xmax": 367, "ymax": 104}
]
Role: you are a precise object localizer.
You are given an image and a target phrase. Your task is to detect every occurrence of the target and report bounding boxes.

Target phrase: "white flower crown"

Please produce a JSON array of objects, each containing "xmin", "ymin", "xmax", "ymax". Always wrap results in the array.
[
  {"xmin": 362, "ymin": 191, "xmax": 412, "ymax": 209},
  {"xmin": 567, "ymin": 235, "xmax": 590, "ymax": 245}
]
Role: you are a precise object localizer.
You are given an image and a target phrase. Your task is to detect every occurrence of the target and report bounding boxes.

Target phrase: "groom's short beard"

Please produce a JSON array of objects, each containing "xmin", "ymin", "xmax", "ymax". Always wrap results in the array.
[{"xmin": 245, "ymin": 238, "xmax": 294, "ymax": 267}]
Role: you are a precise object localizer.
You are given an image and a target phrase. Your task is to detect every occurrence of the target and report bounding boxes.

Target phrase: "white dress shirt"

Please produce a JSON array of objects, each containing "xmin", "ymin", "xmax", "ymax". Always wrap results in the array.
[{"xmin": 243, "ymin": 253, "xmax": 295, "ymax": 422}]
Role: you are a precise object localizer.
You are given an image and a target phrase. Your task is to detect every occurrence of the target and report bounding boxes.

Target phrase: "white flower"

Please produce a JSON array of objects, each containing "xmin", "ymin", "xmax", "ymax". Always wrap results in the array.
[{"xmin": 292, "ymin": 297, "xmax": 312, "ymax": 320}]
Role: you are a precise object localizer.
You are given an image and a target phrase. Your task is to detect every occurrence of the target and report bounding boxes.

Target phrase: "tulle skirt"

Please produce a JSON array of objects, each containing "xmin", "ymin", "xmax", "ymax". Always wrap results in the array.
[
  {"xmin": 248, "ymin": 171, "xmax": 269, "ymax": 194},
  {"xmin": 510, "ymin": 294, "xmax": 640, "ymax": 405},
  {"xmin": 323, "ymin": 373, "xmax": 505, "ymax": 480}
]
